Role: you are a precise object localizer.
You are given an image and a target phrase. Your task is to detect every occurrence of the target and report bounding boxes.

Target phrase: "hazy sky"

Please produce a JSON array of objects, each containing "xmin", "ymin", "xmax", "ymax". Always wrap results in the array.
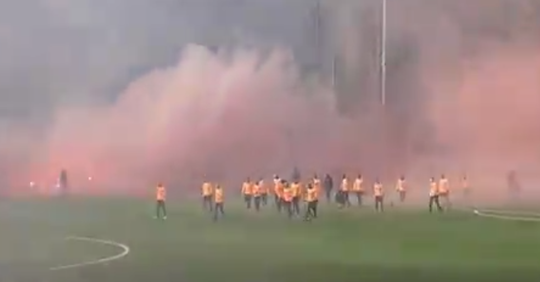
[
  {"xmin": 0, "ymin": 0, "xmax": 318, "ymax": 120},
  {"xmin": 1, "ymin": 0, "xmax": 539, "ymax": 197}
]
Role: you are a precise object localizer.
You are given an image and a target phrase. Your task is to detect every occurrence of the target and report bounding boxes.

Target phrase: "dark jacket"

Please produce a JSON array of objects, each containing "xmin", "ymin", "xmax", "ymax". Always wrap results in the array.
[
  {"xmin": 324, "ymin": 175, "xmax": 333, "ymax": 190},
  {"xmin": 507, "ymin": 171, "xmax": 520, "ymax": 192},
  {"xmin": 291, "ymin": 167, "xmax": 301, "ymax": 183},
  {"xmin": 60, "ymin": 169, "xmax": 69, "ymax": 193}
]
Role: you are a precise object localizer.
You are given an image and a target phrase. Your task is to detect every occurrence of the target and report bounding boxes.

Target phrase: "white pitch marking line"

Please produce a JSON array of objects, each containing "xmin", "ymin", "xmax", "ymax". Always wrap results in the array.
[
  {"xmin": 474, "ymin": 209, "xmax": 540, "ymax": 217},
  {"xmin": 473, "ymin": 209, "xmax": 540, "ymax": 222},
  {"xmin": 50, "ymin": 236, "xmax": 130, "ymax": 271}
]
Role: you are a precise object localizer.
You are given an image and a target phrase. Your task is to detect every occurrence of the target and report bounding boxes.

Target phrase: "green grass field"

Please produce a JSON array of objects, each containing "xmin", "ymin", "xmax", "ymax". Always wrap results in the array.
[{"xmin": 1, "ymin": 197, "xmax": 540, "ymax": 282}]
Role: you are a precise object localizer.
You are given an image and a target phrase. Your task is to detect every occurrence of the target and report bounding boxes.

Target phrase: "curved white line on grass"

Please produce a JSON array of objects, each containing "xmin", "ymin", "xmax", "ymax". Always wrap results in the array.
[
  {"xmin": 473, "ymin": 209, "xmax": 540, "ymax": 222},
  {"xmin": 50, "ymin": 236, "xmax": 130, "ymax": 271},
  {"xmin": 475, "ymin": 209, "xmax": 540, "ymax": 217}
]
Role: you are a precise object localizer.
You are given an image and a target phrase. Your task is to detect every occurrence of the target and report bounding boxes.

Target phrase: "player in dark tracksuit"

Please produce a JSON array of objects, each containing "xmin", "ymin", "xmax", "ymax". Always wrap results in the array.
[
  {"xmin": 323, "ymin": 174, "xmax": 334, "ymax": 203},
  {"xmin": 59, "ymin": 169, "xmax": 69, "ymax": 196},
  {"xmin": 291, "ymin": 167, "xmax": 301, "ymax": 183},
  {"xmin": 507, "ymin": 170, "xmax": 521, "ymax": 199}
]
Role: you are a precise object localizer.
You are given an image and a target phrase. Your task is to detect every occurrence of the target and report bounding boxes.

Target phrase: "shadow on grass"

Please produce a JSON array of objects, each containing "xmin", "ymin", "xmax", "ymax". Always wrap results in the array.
[
  {"xmin": 118, "ymin": 260, "xmax": 540, "ymax": 282},
  {"xmin": 9, "ymin": 260, "xmax": 536, "ymax": 282},
  {"xmin": 272, "ymin": 263, "xmax": 540, "ymax": 282}
]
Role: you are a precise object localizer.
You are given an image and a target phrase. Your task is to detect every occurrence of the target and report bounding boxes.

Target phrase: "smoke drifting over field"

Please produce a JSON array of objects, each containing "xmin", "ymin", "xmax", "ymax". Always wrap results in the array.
[{"xmin": 0, "ymin": 0, "xmax": 539, "ymax": 201}]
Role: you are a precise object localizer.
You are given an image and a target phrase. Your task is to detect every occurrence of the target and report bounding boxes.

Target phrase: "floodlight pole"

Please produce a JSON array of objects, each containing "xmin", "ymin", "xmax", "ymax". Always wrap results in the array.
[
  {"xmin": 380, "ymin": 0, "xmax": 387, "ymax": 106},
  {"xmin": 315, "ymin": 0, "xmax": 322, "ymax": 73},
  {"xmin": 380, "ymin": 0, "xmax": 390, "ymax": 181}
]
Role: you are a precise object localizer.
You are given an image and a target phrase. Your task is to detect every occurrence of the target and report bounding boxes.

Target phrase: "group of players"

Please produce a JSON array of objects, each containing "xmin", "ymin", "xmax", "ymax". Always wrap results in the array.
[
  {"xmin": 199, "ymin": 176, "xmax": 321, "ymax": 221},
  {"xmin": 150, "ymin": 173, "xmax": 466, "ymax": 221}
]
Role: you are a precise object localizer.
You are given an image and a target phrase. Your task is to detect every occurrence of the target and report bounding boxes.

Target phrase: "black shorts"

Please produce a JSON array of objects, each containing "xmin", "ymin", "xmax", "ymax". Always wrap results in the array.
[{"xmin": 335, "ymin": 192, "xmax": 343, "ymax": 203}]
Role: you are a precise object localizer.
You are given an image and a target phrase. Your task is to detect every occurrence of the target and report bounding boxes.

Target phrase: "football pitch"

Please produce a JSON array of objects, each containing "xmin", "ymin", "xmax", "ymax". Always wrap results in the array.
[{"xmin": 1, "ymin": 198, "xmax": 540, "ymax": 282}]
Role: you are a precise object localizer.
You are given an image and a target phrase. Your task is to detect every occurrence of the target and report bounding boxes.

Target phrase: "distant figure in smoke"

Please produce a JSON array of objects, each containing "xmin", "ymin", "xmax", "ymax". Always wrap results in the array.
[
  {"xmin": 461, "ymin": 175, "xmax": 470, "ymax": 199},
  {"xmin": 507, "ymin": 170, "xmax": 521, "ymax": 198},
  {"xmin": 291, "ymin": 167, "xmax": 301, "ymax": 183},
  {"xmin": 323, "ymin": 174, "xmax": 334, "ymax": 203},
  {"xmin": 59, "ymin": 169, "xmax": 69, "ymax": 195}
]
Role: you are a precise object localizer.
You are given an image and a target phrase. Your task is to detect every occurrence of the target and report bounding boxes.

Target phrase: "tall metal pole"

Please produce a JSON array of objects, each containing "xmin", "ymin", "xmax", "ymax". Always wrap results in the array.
[
  {"xmin": 380, "ymin": 0, "xmax": 389, "ymax": 181},
  {"xmin": 331, "ymin": 55, "xmax": 336, "ymax": 89},
  {"xmin": 381, "ymin": 0, "xmax": 387, "ymax": 106},
  {"xmin": 314, "ymin": 0, "xmax": 322, "ymax": 73}
]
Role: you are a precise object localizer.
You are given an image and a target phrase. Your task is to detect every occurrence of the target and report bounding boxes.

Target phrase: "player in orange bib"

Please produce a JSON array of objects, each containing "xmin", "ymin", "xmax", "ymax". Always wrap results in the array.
[
  {"xmin": 373, "ymin": 179, "xmax": 384, "ymax": 212},
  {"xmin": 338, "ymin": 174, "xmax": 350, "ymax": 208},
  {"xmin": 201, "ymin": 181, "xmax": 214, "ymax": 212},
  {"xmin": 396, "ymin": 176, "xmax": 406, "ymax": 203},
  {"xmin": 352, "ymin": 174, "xmax": 364, "ymax": 206},
  {"xmin": 252, "ymin": 181, "xmax": 262, "ymax": 211},
  {"xmin": 438, "ymin": 174, "xmax": 451, "ymax": 209},
  {"xmin": 273, "ymin": 175, "xmax": 283, "ymax": 212},
  {"xmin": 155, "ymin": 183, "xmax": 167, "ymax": 220},
  {"xmin": 291, "ymin": 180, "xmax": 301, "ymax": 215},
  {"xmin": 312, "ymin": 174, "xmax": 320, "ymax": 185},
  {"xmin": 429, "ymin": 177, "xmax": 443, "ymax": 213},
  {"xmin": 282, "ymin": 182, "xmax": 293, "ymax": 218},
  {"xmin": 213, "ymin": 185, "xmax": 225, "ymax": 221},
  {"xmin": 304, "ymin": 184, "xmax": 319, "ymax": 221},
  {"xmin": 312, "ymin": 174, "xmax": 321, "ymax": 195},
  {"xmin": 259, "ymin": 179, "xmax": 268, "ymax": 206},
  {"xmin": 241, "ymin": 178, "xmax": 253, "ymax": 209}
]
